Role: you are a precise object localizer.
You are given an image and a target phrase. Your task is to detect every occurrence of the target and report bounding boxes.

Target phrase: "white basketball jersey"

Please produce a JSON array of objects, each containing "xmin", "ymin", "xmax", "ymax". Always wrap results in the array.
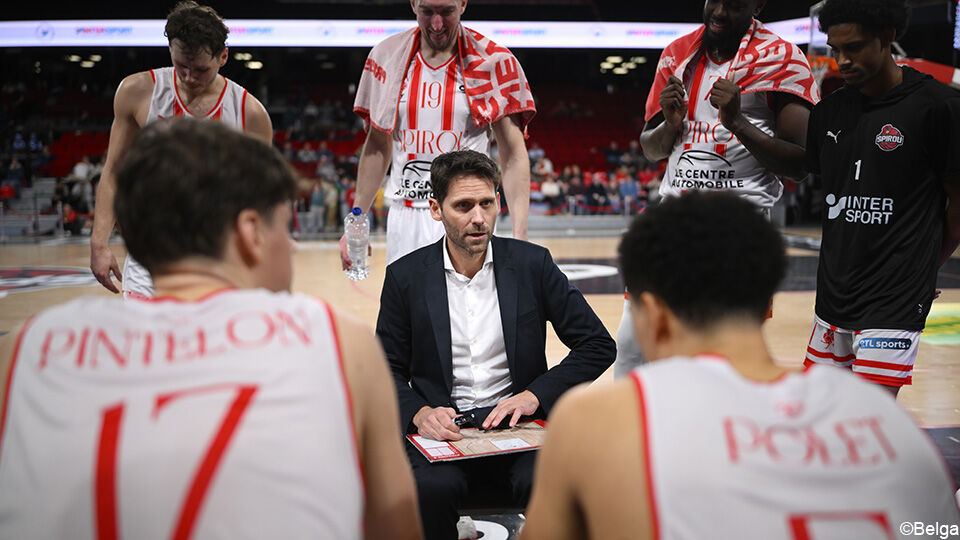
[
  {"xmin": 146, "ymin": 67, "xmax": 248, "ymax": 128},
  {"xmin": 388, "ymin": 51, "xmax": 491, "ymax": 207},
  {"xmin": 0, "ymin": 290, "xmax": 364, "ymax": 540},
  {"xmin": 661, "ymin": 54, "xmax": 782, "ymax": 209},
  {"xmin": 124, "ymin": 67, "xmax": 250, "ymax": 300},
  {"xmin": 632, "ymin": 355, "xmax": 959, "ymax": 540}
]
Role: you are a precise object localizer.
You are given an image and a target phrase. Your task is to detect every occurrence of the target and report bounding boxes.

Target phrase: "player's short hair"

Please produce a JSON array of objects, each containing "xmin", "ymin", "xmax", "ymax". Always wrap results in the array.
[
  {"xmin": 115, "ymin": 119, "xmax": 297, "ymax": 275},
  {"xmin": 430, "ymin": 150, "xmax": 502, "ymax": 204},
  {"xmin": 818, "ymin": 0, "xmax": 909, "ymax": 40},
  {"xmin": 618, "ymin": 192, "xmax": 786, "ymax": 330},
  {"xmin": 164, "ymin": 1, "xmax": 229, "ymax": 56}
]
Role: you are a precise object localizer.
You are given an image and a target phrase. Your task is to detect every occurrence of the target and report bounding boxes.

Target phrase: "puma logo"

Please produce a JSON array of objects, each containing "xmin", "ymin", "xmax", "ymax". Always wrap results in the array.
[{"xmin": 826, "ymin": 130, "xmax": 841, "ymax": 143}]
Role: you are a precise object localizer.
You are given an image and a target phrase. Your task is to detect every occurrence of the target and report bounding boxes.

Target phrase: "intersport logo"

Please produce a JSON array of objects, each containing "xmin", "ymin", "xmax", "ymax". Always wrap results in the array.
[{"xmin": 825, "ymin": 194, "xmax": 894, "ymax": 225}]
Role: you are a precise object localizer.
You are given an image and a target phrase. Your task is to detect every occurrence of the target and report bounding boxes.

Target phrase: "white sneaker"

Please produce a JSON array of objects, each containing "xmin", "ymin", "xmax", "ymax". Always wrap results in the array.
[{"xmin": 457, "ymin": 516, "xmax": 478, "ymax": 540}]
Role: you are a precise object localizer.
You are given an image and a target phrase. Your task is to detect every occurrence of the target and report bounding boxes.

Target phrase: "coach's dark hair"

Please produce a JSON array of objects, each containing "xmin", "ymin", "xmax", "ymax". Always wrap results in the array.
[
  {"xmin": 115, "ymin": 119, "xmax": 297, "ymax": 274},
  {"xmin": 618, "ymin": 192, "xmax": 786, "ymax": 329},
  {"xmin": 165, "ymin": 1, "xmax": 229, "ymax": 55},
  {"xmin": 430, "ymin": 150, "xmax": 501, "ymax": 204},
  {"xmin": 818, "ymin": 0, "xmax": 909, "ymax": 40}
]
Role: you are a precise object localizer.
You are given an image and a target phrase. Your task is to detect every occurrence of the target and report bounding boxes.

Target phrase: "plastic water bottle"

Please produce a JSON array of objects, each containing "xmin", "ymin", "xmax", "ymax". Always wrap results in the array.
[{"xmin": 344, "ymin": 207, "xmax": 370, "ymax": 281}]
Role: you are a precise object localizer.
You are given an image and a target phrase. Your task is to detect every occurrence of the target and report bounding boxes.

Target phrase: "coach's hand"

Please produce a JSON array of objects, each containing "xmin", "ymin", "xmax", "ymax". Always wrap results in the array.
[
  {"xmin": 660, "ymin": 75, "xmax": 688, "ymax": 130},
  {"xmin": 91, "ymin": 245, "xmax": 122, "ymax": 294},
  {"xmin": 710, "ymin": 78, "xmax": 745, "ymax": 133},
  {"xmin": 413, "ymin": 406, "xmax": 463, "ymax": 442},
  {"xmin": 482, "ymin": 390, "xmax": 540, "ymax": 430}
]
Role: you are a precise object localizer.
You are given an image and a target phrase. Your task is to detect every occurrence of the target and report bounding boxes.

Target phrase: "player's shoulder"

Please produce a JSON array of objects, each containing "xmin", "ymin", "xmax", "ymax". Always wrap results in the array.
[
  {"xmin": 812, "ymin": 85, "xmax": 851, "ymax": 112},
  {"xmin": 803, "ymin": 362, "xmax": 905, "ymax": 410},
  {"xmin": 118, "ymin": 70, "xmax": 157, "ymax": 93},
  {"xmin": 550, "ymin": 378, "xmax": 636, "ymax": 436},
  {"xmin": 370, "ymin": 27, "xmax": 416, "ymax": 54},
  {"xmin": 23, "ymin": 296, "xmax": 119, "ymax": 331},
  {"xmin": 913, "ymin": 75, "xmax": 960, "ymax": 103}
]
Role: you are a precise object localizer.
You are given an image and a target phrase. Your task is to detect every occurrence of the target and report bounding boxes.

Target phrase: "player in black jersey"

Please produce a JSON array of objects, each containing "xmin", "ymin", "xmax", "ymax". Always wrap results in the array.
[{"xmin": 803, "ymin": 0, "xmax": 960, "ymax": 395}]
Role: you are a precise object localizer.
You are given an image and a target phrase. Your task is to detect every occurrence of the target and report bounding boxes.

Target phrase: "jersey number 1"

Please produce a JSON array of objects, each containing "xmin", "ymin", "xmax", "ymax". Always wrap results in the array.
[
  {"xmin": 95, "ymin": 383, "xmax": 259, "ymax": 540},
  {"xmin": 854, "ymin": 159, "xmax": 862, "ymax": 181}
]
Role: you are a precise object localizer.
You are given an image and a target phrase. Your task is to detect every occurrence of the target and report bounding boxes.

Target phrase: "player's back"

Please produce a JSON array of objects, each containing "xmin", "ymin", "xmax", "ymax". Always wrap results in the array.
[
  {"xmin": 630, "ymin": 355, "xmax": 958, "ymax": 540},
  {"xmin": 0, "ymin": 290, "xmax": 363, "ymax": 540}
]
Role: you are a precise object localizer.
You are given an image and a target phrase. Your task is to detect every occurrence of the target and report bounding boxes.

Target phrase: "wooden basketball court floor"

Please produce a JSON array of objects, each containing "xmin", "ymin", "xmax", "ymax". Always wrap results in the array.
[{"xmin": 2, "ymin": 234, "xmax": 958, "ymax": 429}]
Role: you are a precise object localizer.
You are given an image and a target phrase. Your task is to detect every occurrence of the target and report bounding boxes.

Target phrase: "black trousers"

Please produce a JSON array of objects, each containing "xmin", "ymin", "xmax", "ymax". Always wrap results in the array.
[{"xmin": 404, "ymin": 442, "xmax": 536, "ymax": 540}]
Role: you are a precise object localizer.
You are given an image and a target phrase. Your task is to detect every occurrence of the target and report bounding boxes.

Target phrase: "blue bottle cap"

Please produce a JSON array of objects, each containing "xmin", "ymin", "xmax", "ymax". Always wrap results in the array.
[{"xmin": 351, "ymin": 207, "xmax": 362, "ymax": 216}]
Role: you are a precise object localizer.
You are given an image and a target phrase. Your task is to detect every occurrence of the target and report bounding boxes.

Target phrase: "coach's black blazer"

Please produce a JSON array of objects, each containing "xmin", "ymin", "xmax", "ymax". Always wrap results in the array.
[{"xmin": 376, "ymin": 236, "xmax": 616, "ymax": 433}]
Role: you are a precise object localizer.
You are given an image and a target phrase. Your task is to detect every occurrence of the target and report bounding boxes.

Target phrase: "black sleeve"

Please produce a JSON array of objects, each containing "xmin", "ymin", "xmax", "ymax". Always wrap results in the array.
[
  {"xmin": 524, "ymin": 249, "xmax": 616, "ymax": 415},
  {"xmin": 375, "ymin": 266, "xmax": 429, "ymax": 433},
  {"xmin": 804, "ymin": 103, "xmax": 821, "ymax": 176},
  {"xmin": 932, "ymin": 94, "xmax": 960, "ymax": 183}
]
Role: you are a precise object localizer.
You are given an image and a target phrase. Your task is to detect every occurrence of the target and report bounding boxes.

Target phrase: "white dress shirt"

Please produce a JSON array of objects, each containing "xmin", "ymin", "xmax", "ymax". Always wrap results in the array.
[{"xmin": 443, "ymin": 240, "xmax": 513, "ymax": 411}]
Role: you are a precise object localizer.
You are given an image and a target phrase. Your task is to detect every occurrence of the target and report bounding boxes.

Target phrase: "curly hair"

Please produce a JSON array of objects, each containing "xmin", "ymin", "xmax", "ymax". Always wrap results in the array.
[
  {"xmin": 164, "ymin": 1, "xmax": 229, "ymax": 55},
  {"xmin": 818, "ymin": 0, "xmax": 909, "ymax": 40},
  {"xmin": 618, "ymin": 192, "xmax": 786, "ymax": 330}
]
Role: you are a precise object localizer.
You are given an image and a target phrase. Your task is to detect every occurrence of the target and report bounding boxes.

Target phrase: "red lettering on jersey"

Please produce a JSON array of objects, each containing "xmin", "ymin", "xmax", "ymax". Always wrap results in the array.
[
  {"xmin": 835, "ymin": 417, "xmax": 897, "ymax": 466},
  {"xmin": 275, "ymin": 309, "xmax": 312, "ymax": 346},
  {"xmin": 421, "ymin": 81, "xmax": 443, "ymax": 110},
  {"xmin": 226, "ymin": 312, "xmax": 277, "ymax": 349},
  {"xmin": 210, "ymin": 107, "xmax": 222, "ymax": 121},
  {"xmin": 724, "ymin": 416, "xmax": 896, "ymax": 467},
  {"xmin": 724, "ymin": 417, "xmax": 775, "ymax": 463},
  {"xmin": 92, "ymin": 329, "xmax": 131, "ymax": 368},
  {"xmin": 173, "ymin": 101, "xmax": 185, "ymax": 118},
  {"xmin": 143, "ymin": 332, "xmax": 154, "ymax": 366},
  {"xmin": 76, "ymin": 328, "xmax": 91, "ymax": 368},
  {"xmin": 39, "ymin": 328, "xmax": 75, "ymax": 369},
  {"xmin": 166, "ymin": 331, "xmax": 204, "ymax": 364}
]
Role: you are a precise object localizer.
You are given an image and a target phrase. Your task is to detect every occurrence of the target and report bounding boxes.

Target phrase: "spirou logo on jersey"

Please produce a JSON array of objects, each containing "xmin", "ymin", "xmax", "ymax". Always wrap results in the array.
[{"xmin": 875, "ymin": 124, "xmax": 904, "ymax": 152}]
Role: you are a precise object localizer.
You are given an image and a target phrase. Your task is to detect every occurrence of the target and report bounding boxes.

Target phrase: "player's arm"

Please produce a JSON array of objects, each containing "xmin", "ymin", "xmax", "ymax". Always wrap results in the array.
[
  {"xmin": 940, "ymin": 176, "xmax": 960, "ymax": 265},
  {"xmin": 334, "ymin": 307, "xmax": 423, "ymax": 540},
  {"xmin": 639, "ymin": 75, "xmax": 687, "ymax": 162},
  {"xmin": 522, "ymin": 381, "xmax": 652, "ymax": 540},
  {"xmin": 710, "ymin": 82, "xmax": 810, "ymax": 180},
  {"xmin": 90, "ymin": 72, "xmax": 153, "ymax": 293},
  {"xmin": 492, "ymin": 114, "xmax": 531, "ymax": 241},
  {"xmin": 340, "ymin": 128, "xmax": 392, "ymax": 270},
  {"xmin": 243, "ymin": 93, "xmax": 273, "ymax": 144}
]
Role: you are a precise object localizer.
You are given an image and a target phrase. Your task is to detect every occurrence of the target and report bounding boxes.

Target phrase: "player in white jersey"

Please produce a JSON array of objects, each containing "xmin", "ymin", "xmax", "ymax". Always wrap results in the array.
[
  {"xmin": 522, "ymin": 193, "xmax": 959, "ymax": 540},
  {"xmin": 0, "ymin": 120, "xmax": 422, "ymax": 540},
  {"xmin": 344, "ymin": 0, "xmax": 534, "ymax": 268},
  {"xmin": 613, "ymin": 0, "xmax": 819, "ymax": 379},
  {"xmin": 90, "ymin": 1, "xmax": 272, "ymax": 300}
]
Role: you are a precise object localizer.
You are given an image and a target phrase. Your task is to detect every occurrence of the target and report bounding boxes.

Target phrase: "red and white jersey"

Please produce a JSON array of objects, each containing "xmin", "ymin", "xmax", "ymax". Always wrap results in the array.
[
  {"xmin": 631, "ymin": 355, "xmax": 959, "ymax": 540},
  {"xmin": 0, "ymin": 290, "xmax": 364, "ymax": 540},
  {"xmin": 389, "ymin": 51, "xmax": 491, "ymax": 207},
  {"xmin": 661, "ymin": 53, "xmax": 782, "ymax": 209},
  {"xmin": 146, "ymin": 67, "xmax": 249, "ymax": 129}
]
